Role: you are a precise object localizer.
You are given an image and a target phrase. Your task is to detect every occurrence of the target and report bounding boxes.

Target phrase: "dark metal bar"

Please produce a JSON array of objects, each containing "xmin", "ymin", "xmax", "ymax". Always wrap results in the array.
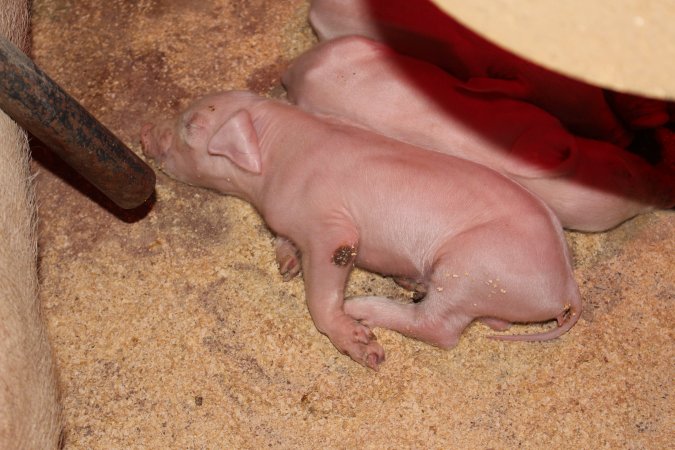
[{"xmin": 0, "ymin": 35, "xmax": 155, "ymax": 209}]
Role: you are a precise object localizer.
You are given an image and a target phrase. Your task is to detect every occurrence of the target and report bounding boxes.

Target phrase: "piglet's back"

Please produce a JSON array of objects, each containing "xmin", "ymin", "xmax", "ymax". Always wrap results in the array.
[
  {"xmin": 306, "ymin": 113, "xmax": 552, "ymax": 229},
  {"xmin": 256, "ymin": 104, "xmax": 564, "ymax": 276}
]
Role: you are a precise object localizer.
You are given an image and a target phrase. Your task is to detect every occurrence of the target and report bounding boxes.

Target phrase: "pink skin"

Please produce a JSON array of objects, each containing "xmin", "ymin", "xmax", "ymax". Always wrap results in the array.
[
  {"xmin": 141, "ymin": 90, "xmax": 581, "ymax": 370},
  {"xmin": 308, "ymin": 0, "xmax": 658, "ymax": 146},
  {"xmin": 283, "ymin": 36, "xmax": 675, "ymax": 232}
]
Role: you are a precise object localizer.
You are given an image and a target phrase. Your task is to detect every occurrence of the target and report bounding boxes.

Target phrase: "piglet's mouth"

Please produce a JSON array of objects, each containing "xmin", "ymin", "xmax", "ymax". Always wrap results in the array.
[
  {"xmin": 140, "ymin": 123, "xmax": 158, "ymax": 158},
  {"xmin": 140, "ymin": 122, "xmax": 174, "ymax": 162}
]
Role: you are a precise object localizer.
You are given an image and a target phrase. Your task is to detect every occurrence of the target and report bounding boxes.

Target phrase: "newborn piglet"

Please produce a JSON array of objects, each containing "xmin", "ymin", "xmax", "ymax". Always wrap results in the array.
[
  {"xmin": 283, "ymin": 36, "xmax": 675, "ymax": 232},
  {"xmin": 141, "ymin": 91, "xmax": 581, "ymax": 370}
]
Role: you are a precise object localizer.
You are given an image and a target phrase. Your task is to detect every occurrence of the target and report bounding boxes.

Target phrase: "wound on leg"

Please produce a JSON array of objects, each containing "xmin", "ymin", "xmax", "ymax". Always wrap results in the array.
[{"xmin": 332, "ymin": 244, "xmax": 357, "ymax": 267}]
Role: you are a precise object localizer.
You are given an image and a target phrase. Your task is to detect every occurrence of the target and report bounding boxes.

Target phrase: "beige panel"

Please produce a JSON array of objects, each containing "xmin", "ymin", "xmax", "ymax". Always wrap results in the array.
[{"xmin": 431, "ymin": 0, "xmax": 675, "ymax": 99}]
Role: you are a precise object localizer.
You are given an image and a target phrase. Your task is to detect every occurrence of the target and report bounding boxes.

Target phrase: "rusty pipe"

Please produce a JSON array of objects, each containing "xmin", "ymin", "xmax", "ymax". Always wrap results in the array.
[{"xmin": 0, "ymin": 35, "xmax": 155, "ymax": 209}]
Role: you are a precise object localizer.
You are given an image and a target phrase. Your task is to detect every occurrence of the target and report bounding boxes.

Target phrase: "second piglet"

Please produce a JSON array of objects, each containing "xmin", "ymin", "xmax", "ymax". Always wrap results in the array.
[
  {"xmin": 283, "ymin": 37, "xmax": 675, "ymax": 232},
  {"xmin": 141, "ymin": 91, "xmax": 581, "ymax": 370}
]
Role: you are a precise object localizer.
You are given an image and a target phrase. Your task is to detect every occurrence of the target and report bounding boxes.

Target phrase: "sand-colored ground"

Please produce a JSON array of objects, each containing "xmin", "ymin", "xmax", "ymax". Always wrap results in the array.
[{"xmin": 31, "ymin": 1, "xmax": 672, "ymax": 447}]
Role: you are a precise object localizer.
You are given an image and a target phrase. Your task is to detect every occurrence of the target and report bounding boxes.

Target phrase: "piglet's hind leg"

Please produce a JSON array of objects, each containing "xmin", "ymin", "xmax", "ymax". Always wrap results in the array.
[{"xmin": 344, "ymin": 294, "xmax": 472, "ymax": 350}]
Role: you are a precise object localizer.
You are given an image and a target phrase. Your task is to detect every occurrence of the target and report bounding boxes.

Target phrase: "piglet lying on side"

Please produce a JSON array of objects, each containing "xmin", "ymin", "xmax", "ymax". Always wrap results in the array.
[
  {"xmin": 283, "ymin": 36, "xmax": 675, "ymax": 232},
  {"xmin": 141, "ymin": 91, "xmax": 581, "ymax": 370}
]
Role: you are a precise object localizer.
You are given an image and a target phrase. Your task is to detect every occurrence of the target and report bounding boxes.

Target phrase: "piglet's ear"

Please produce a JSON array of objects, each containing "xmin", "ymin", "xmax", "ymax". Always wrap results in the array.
[{"xmin": 207, "ymin": 109, "xmax": 262, "ymax": 174}]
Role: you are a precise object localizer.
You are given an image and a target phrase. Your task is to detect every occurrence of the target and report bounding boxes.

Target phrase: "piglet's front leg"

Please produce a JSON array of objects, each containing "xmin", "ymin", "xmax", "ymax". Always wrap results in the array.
[
  {"xmin": 274, "ymin": 237, "xmax": 302, "ymax": 281},
  {"xmin": 301, "ymin": 234, "xmax": 385, "ymax": 370}
]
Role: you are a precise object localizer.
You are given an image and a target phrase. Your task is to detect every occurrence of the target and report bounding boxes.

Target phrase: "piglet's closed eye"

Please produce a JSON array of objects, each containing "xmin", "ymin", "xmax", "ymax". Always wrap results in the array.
[{"xmin": 208, "ymin": 109, "xmax": 262, "ymax": 174}]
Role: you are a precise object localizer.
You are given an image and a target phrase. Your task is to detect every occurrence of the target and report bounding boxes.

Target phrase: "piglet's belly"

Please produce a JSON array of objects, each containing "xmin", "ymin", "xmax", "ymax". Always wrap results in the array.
[{"xmin": 354, "ymin": 246, "xmax": 426, "ymax": 281}]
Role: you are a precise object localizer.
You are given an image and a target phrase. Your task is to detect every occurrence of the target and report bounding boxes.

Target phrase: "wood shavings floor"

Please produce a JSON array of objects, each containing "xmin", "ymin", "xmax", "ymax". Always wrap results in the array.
[{"xmin": 31, "ymin": 1, "xmax": 673, "ymax": 447}]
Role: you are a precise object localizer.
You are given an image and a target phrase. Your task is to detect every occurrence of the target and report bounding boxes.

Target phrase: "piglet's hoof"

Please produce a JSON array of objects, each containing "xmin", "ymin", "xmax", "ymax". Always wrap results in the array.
[
  {"xmin": 328, "ymin": 316, "xmax": 385, "ymax": 370},
  {"xmin": 274, "ymin": 237, "xmax": 301, "ymax": 281}
]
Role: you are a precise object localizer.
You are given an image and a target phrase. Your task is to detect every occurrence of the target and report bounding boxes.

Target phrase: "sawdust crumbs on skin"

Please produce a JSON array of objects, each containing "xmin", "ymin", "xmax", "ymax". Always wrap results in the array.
[{"xmin": 31, "ymin": 0, "xmax": 674, "ymax": 447}]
